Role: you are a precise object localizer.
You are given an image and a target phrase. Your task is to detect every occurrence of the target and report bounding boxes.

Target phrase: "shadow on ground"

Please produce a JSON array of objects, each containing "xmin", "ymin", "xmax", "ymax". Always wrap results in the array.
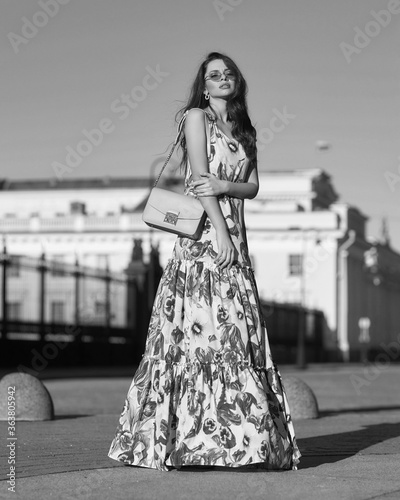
[{"xmin": 297, "ymin": 422, "xmax": 400, "ymax": 469}]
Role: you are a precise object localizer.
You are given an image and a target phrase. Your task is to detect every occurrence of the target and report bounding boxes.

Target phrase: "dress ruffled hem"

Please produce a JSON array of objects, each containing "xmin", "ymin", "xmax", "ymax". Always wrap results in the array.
[{"xmin": 108, "ymin": 355, "xmax": 301, "ymax": 472}]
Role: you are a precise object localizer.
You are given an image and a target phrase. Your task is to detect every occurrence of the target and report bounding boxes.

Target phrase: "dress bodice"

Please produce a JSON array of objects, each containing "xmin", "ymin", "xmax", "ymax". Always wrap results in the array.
[{"xmin": 172, "ymin": 109, "xmax": 252, "ymax": 268}]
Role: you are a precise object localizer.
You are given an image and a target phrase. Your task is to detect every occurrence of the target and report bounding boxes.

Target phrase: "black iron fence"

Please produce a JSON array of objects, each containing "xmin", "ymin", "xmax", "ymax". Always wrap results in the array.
[
  {"xmin": 0, "ymin": 240, "xmax": 163, "ymax": 369},
  {"xmin": 1, "ymin": 254, "xmax": 126, "ymax": 333},
  {"xmin": 261, "ymin": 300, "xmax": 326, "ymax": 363}
]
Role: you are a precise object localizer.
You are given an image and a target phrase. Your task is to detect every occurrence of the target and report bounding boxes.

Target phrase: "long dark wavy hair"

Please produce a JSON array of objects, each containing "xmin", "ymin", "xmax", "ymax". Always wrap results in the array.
[{"xmin": 176, "ymin": 52, "xmax": 257, "ymax": 173}]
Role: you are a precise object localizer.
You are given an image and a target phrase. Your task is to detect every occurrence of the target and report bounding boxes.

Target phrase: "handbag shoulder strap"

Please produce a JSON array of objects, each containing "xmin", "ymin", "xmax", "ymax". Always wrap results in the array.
[{"xmin": 152, "ymin": 108, "xmax": 211, "ymax": 188}]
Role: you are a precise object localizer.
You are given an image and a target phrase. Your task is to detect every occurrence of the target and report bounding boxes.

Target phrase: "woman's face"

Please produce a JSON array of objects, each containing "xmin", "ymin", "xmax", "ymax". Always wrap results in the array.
[{"xmin": 204, "ymin": 59, "xmax": 236, "ymax": 101}]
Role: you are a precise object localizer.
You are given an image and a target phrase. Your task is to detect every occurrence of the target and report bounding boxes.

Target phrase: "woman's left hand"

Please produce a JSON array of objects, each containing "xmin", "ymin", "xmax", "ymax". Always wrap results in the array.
[{"xmin": 191, "ymin": 173, "xmax": 227, "ymax": 197}]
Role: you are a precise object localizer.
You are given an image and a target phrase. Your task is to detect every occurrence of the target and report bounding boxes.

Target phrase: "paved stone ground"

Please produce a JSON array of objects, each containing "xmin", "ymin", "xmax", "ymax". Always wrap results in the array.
[{"xmin": 1, "ymin": 363, "xmax": 400, "ymax": 500}]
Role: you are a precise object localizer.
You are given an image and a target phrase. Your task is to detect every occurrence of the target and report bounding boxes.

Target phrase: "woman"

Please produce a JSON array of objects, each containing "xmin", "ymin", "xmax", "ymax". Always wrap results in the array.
[{"xmin": 108, "ymin": 52, "xmax": 301, "ymax": 471}]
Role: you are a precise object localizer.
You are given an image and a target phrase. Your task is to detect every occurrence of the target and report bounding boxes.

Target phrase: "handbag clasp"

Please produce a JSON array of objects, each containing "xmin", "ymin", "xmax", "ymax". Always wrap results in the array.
[{"xmin": 164, "ymin": 210, "xmax": 179, "ymax": 225}]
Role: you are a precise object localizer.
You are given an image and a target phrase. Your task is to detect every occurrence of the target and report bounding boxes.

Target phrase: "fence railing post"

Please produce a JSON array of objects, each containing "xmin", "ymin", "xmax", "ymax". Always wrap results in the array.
[
  {"xmin": 74, "ymin": 257, "xmax": 81, "ymax": 328},
  {"xmin": 296, "ymin": 307, "xmax": 307, "ymax": 369},
  {"xmin": 1, "ymin": 242, "xmax": 8, "ymax": 340},
  {"xmin": 105, "ymin": 260, "xmax": 111, "ymax": 336},
  {"xmin": 38, "ymin": 252, "xmax": 46, "ymax": 341}
]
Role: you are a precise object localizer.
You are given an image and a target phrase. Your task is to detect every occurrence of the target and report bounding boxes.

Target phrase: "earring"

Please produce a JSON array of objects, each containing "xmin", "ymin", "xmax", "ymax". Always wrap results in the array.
[{"xmin": 204, "ymin": 92, "xmax": 210, "ymax": 101}]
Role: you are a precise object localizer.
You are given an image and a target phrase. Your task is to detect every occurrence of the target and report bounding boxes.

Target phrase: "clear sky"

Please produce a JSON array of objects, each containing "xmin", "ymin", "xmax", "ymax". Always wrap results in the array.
[{"xmin": 1, "ymin": 0, "xmax": 399, "ymax": 248}]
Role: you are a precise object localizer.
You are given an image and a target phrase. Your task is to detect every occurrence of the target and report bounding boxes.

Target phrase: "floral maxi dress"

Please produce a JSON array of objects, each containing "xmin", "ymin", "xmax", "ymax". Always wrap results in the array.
[{"xmin": 108, "ymin": 110, "xmax": 301, "ymax": 471}]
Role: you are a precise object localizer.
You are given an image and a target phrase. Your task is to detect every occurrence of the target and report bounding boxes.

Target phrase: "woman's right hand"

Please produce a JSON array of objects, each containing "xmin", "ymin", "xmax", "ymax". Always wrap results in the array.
[{"xmin": 215, "ymin": 230, "xmax": 235, "ymax": 269}]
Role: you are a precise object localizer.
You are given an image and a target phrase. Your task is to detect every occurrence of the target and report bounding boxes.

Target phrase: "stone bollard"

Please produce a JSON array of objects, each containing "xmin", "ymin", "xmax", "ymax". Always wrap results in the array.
[
  {"xmin": 282, "ymin": 375, "xmax": 319, "ymax": 419},
  {"xmin": 0, "ymin": 372, "xmax": 54, "ymax": 421}
]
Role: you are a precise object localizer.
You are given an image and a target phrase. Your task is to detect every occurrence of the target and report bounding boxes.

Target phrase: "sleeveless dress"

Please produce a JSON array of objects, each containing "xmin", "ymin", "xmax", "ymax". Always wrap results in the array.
[{"xmin": 107, "ymin": 109, "xmax": 301, "ymax": 471}]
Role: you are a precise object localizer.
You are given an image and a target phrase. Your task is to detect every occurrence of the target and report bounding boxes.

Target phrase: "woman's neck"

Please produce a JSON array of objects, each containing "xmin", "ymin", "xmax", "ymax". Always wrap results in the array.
[{"xmin": 208, "ymin": 101, "xmax": 229, "ymax": 123}]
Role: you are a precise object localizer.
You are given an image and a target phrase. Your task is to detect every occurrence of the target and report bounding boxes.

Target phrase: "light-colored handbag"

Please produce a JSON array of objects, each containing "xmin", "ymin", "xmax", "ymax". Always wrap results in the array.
[{"xmin": 142, "ymin": 110, "xmax": 210, "ymax": 240}]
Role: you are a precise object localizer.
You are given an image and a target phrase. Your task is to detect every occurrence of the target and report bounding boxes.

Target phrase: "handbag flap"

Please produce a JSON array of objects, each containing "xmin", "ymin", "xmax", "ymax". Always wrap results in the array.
[{"xmin": 145, "ymin": 188, "xmax": 204, "ymax": 220}]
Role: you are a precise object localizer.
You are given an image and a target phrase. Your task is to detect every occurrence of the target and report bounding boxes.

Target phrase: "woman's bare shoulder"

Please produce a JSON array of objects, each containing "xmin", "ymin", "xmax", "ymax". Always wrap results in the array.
[
  {"xmin": 184, "ymin": 108, "xmax": 208, "ymax": 132},
  {"xmin": 186, "ymin": 108, "xmax": 207, "ymax": 120}
]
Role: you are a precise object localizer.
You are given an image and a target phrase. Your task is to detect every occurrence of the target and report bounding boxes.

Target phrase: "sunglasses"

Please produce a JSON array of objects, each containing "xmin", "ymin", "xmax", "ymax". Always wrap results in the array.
[{"xmin": 204, "ymin": 69, "xmax": 236, "ymax": 82}]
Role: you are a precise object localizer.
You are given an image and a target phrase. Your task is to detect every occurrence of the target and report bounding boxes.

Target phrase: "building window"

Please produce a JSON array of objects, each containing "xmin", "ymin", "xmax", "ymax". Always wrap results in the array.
[
  {"xmin": 51, "ymin": 301, "xmax": 65, "ymax": 323},
  {"xmin": 95, "ymin": 301, "xmax": 106, "ymax": 320},
  {"xmin": 7, "ymin": 302, "xmax": 21, "ymax": 320},
  {"xmin": 51, "ymin": 255, "xmax": 65, "ymax": 277},
  {"xmin": 95, "ymin": 301, "xmax": 105, "ymax": 314},
  {"xmin": 70, "ymin": 201, "xmax": 86, "ymax": 215},
  {"xmin": 96, "ymin": 254, "xmax": 108, "ymax": 270},
  {"xmin": 8, "ymin": 256, "xmax": 21, "ymax": 277},
  {"xmin": 289, "ymin": 254, "xmax": 303, "ymax": 276}
]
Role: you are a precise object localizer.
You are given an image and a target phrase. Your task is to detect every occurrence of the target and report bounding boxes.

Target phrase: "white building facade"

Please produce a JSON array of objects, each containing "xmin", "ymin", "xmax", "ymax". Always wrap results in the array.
[{"xmin": 1, "ymin": 169, "xmax": 399, "ymax": 361}]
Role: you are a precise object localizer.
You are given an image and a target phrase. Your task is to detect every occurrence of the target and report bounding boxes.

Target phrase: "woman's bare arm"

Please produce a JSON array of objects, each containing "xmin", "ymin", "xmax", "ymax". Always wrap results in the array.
[
  {"xmin": 192, "ymin": 162, "xmax": 259, "ymax": 199},
  {"xmin": 225, "ymin": 163, "xmax": 259, "ymax": 199},
  {"xmin": 184, "ymin": 109, "xmax": 235, "ymax": 269}
]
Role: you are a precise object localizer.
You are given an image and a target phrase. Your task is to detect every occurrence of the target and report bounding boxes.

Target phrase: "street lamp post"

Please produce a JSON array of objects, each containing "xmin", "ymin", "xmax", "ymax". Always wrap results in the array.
[
  {"xmin": 296, "ymin": 230, "xmax": 308, "ymax": 369},
  {"xmin": 296, "ymin": 228, "xmax": 321, "ymax": 369}
]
